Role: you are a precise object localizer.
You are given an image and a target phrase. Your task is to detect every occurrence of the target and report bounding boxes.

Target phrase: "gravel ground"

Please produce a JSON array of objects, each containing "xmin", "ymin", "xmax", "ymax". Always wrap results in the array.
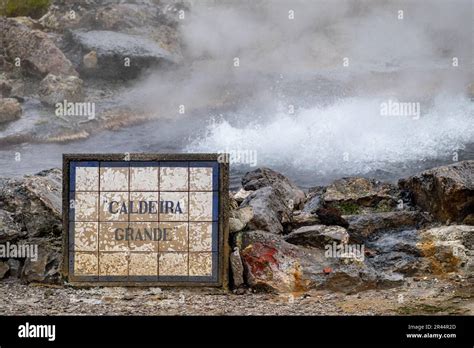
[{"xmin": 0, "ymin": 276, "xmax": 472, "ymax": 316}]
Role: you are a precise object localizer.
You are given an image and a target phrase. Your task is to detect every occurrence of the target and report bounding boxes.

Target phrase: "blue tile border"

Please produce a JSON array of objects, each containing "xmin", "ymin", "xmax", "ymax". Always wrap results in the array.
[
  {"xmin": 100, "ymin": 161, "xmax": 130, "ymax": 167},
  {"xmin": 160, "ymin": 161, "xmax": 190, "ymax": 168},
  {"xmin": 129, "ymin": 161, "xmax": 160, "ymax": 167},
  {"xmin": 211, "ymin": 222, "xmax": 218, "ymax": 252}
]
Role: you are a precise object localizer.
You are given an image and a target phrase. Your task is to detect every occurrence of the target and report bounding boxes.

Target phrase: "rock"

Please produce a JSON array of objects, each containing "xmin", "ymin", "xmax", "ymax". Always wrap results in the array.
[
  {"xmin": 302, "ymin": 186, "xmax": 324, "ymax": 213},
  {"xmin": 370, "ymin": 251, "xmax": 420, "ymax": 276},
  {"xmin": 468, "ymin": 82, "xmax": 474, "ymax": 99},
  {"xmin": 229, "ymin": 206, "xmax": 253, "ymax": 233},
  {"xmin": 229, "ymin": 192, "xmax": 239, "ymax": 210},
  {"xmin": 316, "ymin": 207, "xmax": 349, "ymax": 228},
  {"xmin": 399, "ymin": 161, "xmax": 474, "ymax": 223},
  {"xmin": 240, "ymin": 187, "xmax": 291, "ymax": 234},
  {"xmin": 345, "ymin": 211, "xmax": 425, "ymax": 241},
  {"xmin": 235, "ymin": 230, "xmax": 400, "ymax": 293},
  {"xmin": 0, "ymin": 262, "xmax": 9, "ymax": 279},
  {"xmin": 462, "ymin": 214, "xmax": 474, "ymax": 225},
  {"xmin": 284, "ymin": 225, "xmax": 349, "ymax": 248},
  {"xmin": 0, "ymin": 169, "xmax": 62, "ymax": 283},
  {"xmin": 230, "ymin": 247, "xmax": 245, "ymax": 288},
  {"xmin": 417, "ymin": 225, "xmax": 473, "ymax": 275},
  {"xmin": 236, "ymin": 230, "xmax": 309, "ymax": 293},
  {"xmin": 242, "ymin": 167, "xmax": 305, "ymax": 208},
  {"xmin": 67, "ymin": 29, "xmax": 180, "ymax": 79},
  {"xmin": 1, "ymin": 17, "xmax": 78, "ymax": 77},
  {"xmin": 323, "ymin": 177, "xmax": 399, "ymax": 213},
  {"xmin": 0, "ymin": 76, "xmax": 13, "ymax": 97},
  {"xmin": 9, "ymin": 16, "xmax": 43, "ymax": 30},
  {"xmin": 81, "ymin": 3, "xmax": 163, "ymax": 31},
  {"xmin": 366, "ymin": 229, "xmax": 422, "ymax": 275},
  {"xmin": 233, "ymin": 188, "xmax": 253, "ymax": 204},
  {"xmin": 21, "ymin": 239, "xmax": 61, "ymax": 283},
  {"xmin": 38, "ymin": 4, "xmax": 85, "ymax": 32},
  {"xmin": 38, "ymin": 74, "xmax": 84, "ymax": 106},
  {"xmin": 0, "ymin": 168, "xmax": 62, "ymax": 239},
  {"xmin": 0, "ymin": 98, "xmax": 22, "ymax": 123},
  {"xmin": 7, "ymin": 259, "xmax": 22, "ymax": 278},
  {"xmin": 83, "ymin": 51, "xmax": 98, "ymax": 70},
  {"xmin": 0, "ymin": 209, "xmax": 26, "ymax": 243},
  {"xmin": 286, "ymin": 211, "xmax": 320, "ymax": 230}
]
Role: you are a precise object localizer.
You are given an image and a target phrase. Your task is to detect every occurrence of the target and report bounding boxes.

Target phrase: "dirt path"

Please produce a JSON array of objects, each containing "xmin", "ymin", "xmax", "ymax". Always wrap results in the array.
[{"xmin": 0, "ymin": 276, "xmax": 471, "ymax": 316}]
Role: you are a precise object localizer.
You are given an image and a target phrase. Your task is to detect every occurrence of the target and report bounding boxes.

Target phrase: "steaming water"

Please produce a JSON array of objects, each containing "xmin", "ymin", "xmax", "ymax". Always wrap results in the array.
[
  {"xmin": 0, "ymin": 0, "xmax": 472, "ymax": 188},
  {"xmin": 0, "ymin": 91, "xmax": 472, "ymax": 189},
  {"xmin": 187, "ymin": 95, "xmax": 474, "ymax": 183}
]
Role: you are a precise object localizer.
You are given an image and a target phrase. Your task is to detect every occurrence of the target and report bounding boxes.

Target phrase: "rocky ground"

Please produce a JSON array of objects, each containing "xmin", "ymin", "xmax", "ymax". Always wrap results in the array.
[
  {"xmin": 0, "ymin": 276, "xmax": 472, "ymax": 315},
  {"xmin": 0, "ymin": 160, "xmax": 472, "ymax": 315}
]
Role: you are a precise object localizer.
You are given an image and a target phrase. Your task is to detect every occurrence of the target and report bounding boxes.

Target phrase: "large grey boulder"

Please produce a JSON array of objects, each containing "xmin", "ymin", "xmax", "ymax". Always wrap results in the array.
[
  {"xmin": 399, "ymin": 161, "xmax": 474, "ymax": 223},
  {"xmin": 0, "ymin": 168, "xmax": 62, "ymax": 238},
  {"xmin": 240, "ymin": 187, "xmax": 292, "ymax": 234},
  {"xmin": 1, "ymin": 17, "xmax": 78, "ymax": 77},
  {"xmin": 0, "ymin": 209, "xmax": 26, "ymax": 243},
  {"xmin": 345, "ymin": 210, "xmax": 426, "ymax": 241},
  {"xmin": 0, "ymin": 169, "xmax": 62, "ymax": 284},
  {"xmin": 242, "ymin": 167, "xmax": 305, "ymax": 208},
  {"xmin": 66, "ymin": 29, "xmax": 180, "ymax": 79},
  {"xmin": 323, "ymin": 177, "xmax": 399, "ymax": 214},
  {"xmin": 234, "ymin": 230, "xmax": 400, "ymax": 293}
]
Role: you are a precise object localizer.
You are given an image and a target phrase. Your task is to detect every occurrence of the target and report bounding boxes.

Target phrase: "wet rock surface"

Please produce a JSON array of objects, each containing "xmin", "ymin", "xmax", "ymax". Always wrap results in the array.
[
  {"xmin": 66, "ymin": 29, "xmax": 180, "ymax": 79},
  {"xmin": 0, "ymin": 98, "xmax": 22, "ymax": 123},
  {"xmin": 38, "ymin": 73, "xmax": 84, "ymax": 106}
]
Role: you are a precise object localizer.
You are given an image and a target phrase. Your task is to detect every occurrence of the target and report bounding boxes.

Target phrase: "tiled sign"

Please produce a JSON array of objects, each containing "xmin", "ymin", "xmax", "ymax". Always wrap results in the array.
[{"xmin": 63, "ymin": 154, "xmax": 229, "ymax": 286}]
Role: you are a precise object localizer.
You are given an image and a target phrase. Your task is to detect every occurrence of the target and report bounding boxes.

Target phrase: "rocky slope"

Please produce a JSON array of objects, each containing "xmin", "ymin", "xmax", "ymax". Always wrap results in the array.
[
  {"xmin": 0, "ymin": 0, "xmax": 184, "ymax": 143},
  {"xmin": 0, "ymin": 162, "xmax": 472, "ymax": 293}
]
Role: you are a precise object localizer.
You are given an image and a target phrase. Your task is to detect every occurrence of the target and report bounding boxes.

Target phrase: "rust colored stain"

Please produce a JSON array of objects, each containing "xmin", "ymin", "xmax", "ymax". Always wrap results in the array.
[
  {"xmin": 242, "ymin": 242, "xmax": 278, "ymax": 276},
  {"xmin": 323, "ymin": 267, "xmax": 332, "ymax": 274},
  {"xmin": 419, "ymin": 237, "xmax": 460, "ymax": 276},
  {"xmin": 292, "ymin": 265, "xmax": 308, "ymax": 295}
]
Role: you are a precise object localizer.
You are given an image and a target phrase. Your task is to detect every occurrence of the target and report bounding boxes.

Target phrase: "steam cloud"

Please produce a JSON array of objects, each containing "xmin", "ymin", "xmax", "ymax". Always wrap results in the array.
[{"xmin": 124, "ymin": 0, "xmax": 473, "ymax": 183}]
